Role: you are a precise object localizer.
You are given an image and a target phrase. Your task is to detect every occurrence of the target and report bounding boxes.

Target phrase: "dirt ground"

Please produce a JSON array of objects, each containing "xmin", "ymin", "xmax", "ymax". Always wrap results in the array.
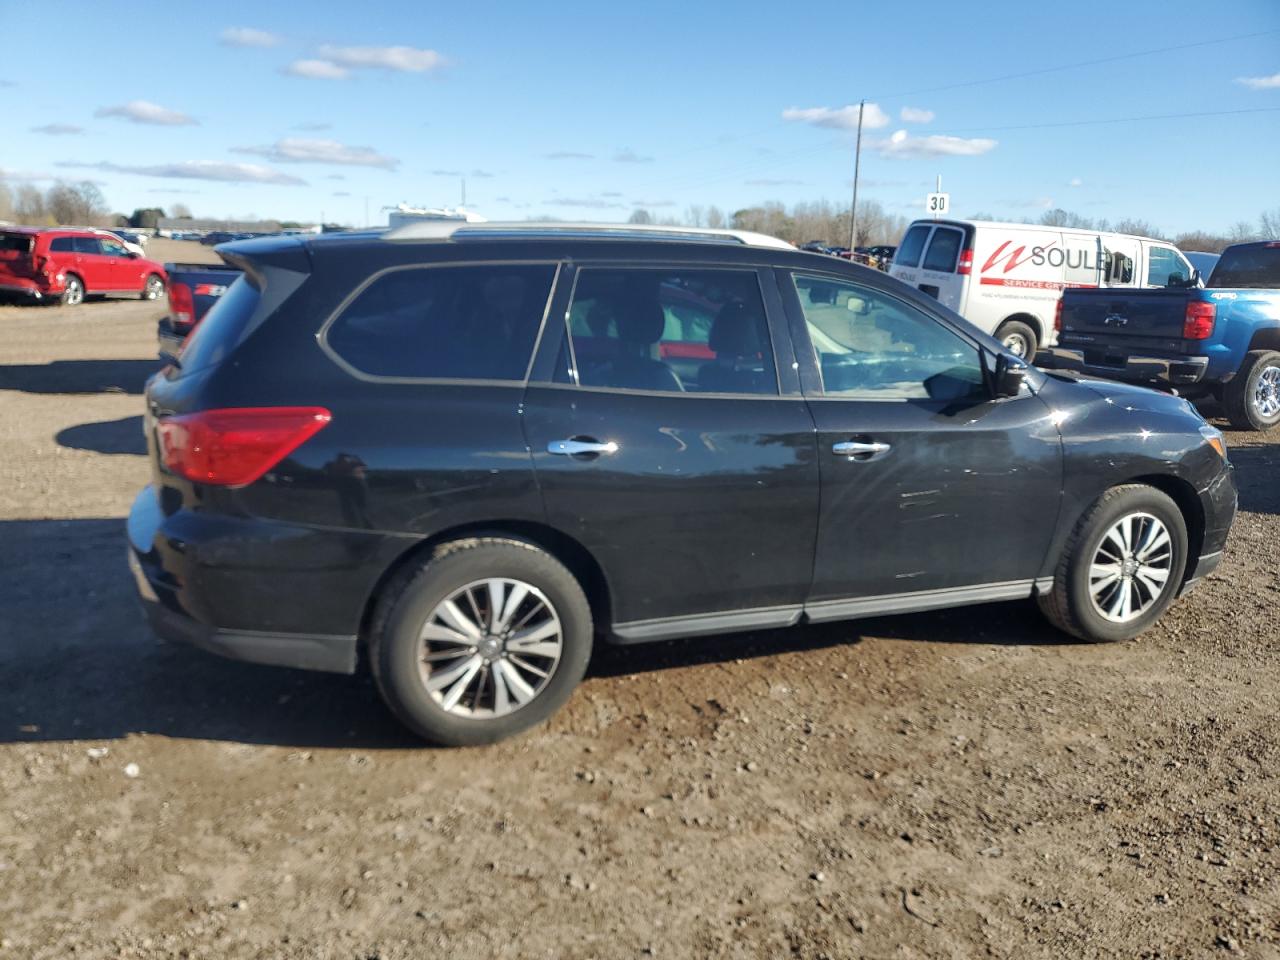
[{"xmin": 1, "ymin": 243, "xmax": 1278, "ymax": 958}]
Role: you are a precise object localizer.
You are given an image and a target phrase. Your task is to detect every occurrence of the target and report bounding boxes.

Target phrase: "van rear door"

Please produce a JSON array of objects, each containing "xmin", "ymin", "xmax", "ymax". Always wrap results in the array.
[{"xmin": 915, "ymin": 224, "xmax": 968, "ymax": 313}]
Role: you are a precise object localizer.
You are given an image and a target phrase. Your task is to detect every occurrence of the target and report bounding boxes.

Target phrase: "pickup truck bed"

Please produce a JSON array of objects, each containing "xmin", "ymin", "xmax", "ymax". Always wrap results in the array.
[{"xmin": 157, "ymin": 261, "xmax": 242, "ymax": 356}]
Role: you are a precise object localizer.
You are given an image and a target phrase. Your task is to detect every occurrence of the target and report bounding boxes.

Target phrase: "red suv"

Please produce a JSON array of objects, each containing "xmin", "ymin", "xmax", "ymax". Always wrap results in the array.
[{"xmin": 0, "ymin": 227, "xmax": 167, "ymax": 305}]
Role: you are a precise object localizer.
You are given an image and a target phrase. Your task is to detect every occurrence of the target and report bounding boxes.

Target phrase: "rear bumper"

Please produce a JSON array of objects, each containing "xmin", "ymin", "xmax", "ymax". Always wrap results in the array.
[
  {"xmin": 126, "ymin": 485, "xmax": 403, "ymax": 675},
  {"xmin": 1044, "ymin": 347, "xmax": 1209, "ymax": 387},
  {"xmin": 0, "ymin": 279, "xmax": 54, "ymax": 301},
  {"xmin": 156, "ymin": 318, "xmax": 187, "ymax": 357}
]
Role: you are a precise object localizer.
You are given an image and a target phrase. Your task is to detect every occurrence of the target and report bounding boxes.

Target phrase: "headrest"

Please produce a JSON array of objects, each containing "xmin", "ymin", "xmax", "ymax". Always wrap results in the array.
[{"xmin": 709, "ymin": 300, "xmax": 763, "ymax": 358}]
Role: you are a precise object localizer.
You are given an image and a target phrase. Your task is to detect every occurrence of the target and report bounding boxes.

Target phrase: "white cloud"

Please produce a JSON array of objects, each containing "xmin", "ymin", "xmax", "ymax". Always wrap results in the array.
[
  {"xmin": 873, "ymin": 129, "xmax": 997, "ymax": 158},
  {"xmin": 59, "ymin": 160, "xmax": 305, "ymax": 185},
  {"xmin": 318, "ymin": 44, "xmax": 444, "ymax": 73},
  {"xmin": 31, "ymin": 123, "xmax": 84, "ymax": 135},
  {"xmin": 95, "ymin": 100, "xmax": 196, "ymax": 126},
  {"xmin": 1236, "ymin": 72, "xmax": 1280, "ymax": 90},
  {"xmin": 285, "ymin": 59, "xmax": 350, "ymax": 80},
  {"xmin": 630, "ymin": 199, "xmax": 676, "ymax": 208},
  {"xmin": 471, "ymin": 169, "xmax": 494, "ymax": 178},
  {"xmin": 0, "ymin": 167, "xmax": 58, "ymax": 182},
  {"xmin": 900, "ymin": 106, "xmax": 935, "ymax": 124},
  {"xmin": 332, "ymin": 191, "xmax": 351, "ymax": 197},
  {"xmin": 782, "ymin": 103, "xmax": 891, "ymax": 130},
  {"xmin": 613, "ymin": 148, "xmax": 654, "ymax": 163},
  {"xmin": 1068, "ymin": 177, "xmax": 1083, "ymax": 187},
  {"xmin": 545, "ymin": 151, "xmax": 593, "ymax": 160},
  {"xmin": 220, "ymin": 26, "xmax": 280, "ymax": 47},
  {"xmin": 233, "ymin": 138, "xmax": 398, "ymax": 169},
  {"xmin": 295, "ymin": 122, "xmax": 332, "ymax": 132},
  {"xmin": 543, "ymin": 197, "xmax": 626, "ymax": 209}
]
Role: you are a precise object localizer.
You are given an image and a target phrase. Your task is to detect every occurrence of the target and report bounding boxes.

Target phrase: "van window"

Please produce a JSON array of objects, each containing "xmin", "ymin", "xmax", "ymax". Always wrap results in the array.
[
  {"xmin": 1146, "ymin": 246, "xmax": 1190, "ymax": 287},
  {"xmin": 895, "ymin": 225, "xmax": 931, "ymax": 268},
  {"xmin": 922, "ymin": 228, "xmax": 962, "ymax": 272},
  {"xmin": 326, "ymin": 264, "xmax": 556, "ymax": 381}
]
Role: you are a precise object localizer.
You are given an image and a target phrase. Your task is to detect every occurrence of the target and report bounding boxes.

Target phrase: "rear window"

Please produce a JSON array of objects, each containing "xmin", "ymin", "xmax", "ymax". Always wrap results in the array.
[
  {"xmin": 0, "ymin": 233, "xmax": 32, "ymax": 254},
  {"xmin": 176, "ymin": 276, "xmax": 261, "ymax": 375},
  {"xmin": 895, "ymin": 224, "xmax": 931, "ymax": 268},
  {"xmin": 1208, "ymin": 245, "xmax": 1280, "ymax": 289},
  {"xmin": 922, "ymin": 228, "xmax": 963, "ymax": 272},
  {"xmin": 325, "ymin": 264, "xmax": 557, "ymax": 381}
]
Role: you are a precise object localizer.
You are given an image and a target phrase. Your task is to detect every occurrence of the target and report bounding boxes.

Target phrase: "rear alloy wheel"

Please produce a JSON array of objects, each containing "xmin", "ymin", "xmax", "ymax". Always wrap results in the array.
[
  {"xmin": 1038, "ymin": 484, "xmax": 1188, "ymax": 642},
  {"xmin": 995, "ymin": 319, "xmax": 1037, "ymax": 359},
  {"xmin": 61, "ymin": 275, "xmax": 84, "ymax": 306},
  {"xmin": 1225, "ymin": 350, "xmax": 1280, "ymax": 431},
  {"xmin": 371, "ymin": 538, "xmax": 592, "ymax": 746},
  {"xmin": 141, "ymin": 274, "xmax": 165, "ymax": 301}
]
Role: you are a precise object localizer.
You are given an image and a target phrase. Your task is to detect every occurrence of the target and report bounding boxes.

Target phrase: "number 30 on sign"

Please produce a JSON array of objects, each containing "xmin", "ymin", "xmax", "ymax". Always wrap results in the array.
[{"xmin": 927, "ymin": 193, "xmax": 950, "ymax": 216}]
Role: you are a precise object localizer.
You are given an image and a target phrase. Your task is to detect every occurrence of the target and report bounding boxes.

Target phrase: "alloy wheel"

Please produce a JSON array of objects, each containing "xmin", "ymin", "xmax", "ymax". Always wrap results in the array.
[
  {"xmin": 1003, "ymin": 332, "xmax": 1029, "ymax": 357},
  {"xmin": 1088, "ymin": 512, "xmax": 1173, "ymax": 623},
  {"xmin": 145, "ymin": 276, "xmax": 164, "ymax": 300},
  {"xmin": 64, "ymin": 278, "xmax": 83, "ymax": 305},
  {"xmin": 417, "ymin": 578, "xmax": 563, "ymax": 718},
  {"xmin": 1254, "ymin": 365, "xmax": 1280, "ymax": 420}
]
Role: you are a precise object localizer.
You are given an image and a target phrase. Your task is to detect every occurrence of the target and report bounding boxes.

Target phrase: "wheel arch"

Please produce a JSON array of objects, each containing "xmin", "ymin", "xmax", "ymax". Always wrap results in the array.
[
  {"xmin": 1245, "ymin": 328, "xmax": 1280, "ymax": 354},
  {"xmin": 996, "ymin": 312, "xmax": 1044, "ymax": 345},
  {"xmin": 1124, "ymin": 473, "xmax": 1205, "ymax": 586},
  {"xmin": 356, "ymin": 520, "xmax": 613, "ymax": 658}
]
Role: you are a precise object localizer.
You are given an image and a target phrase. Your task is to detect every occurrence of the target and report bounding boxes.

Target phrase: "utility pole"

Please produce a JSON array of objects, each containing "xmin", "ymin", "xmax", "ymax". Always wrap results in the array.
[
  {"xmin": 849, "ymin": 99, "xmax": 865, "ymax": 252},
  {"xmin": 461, "ymin": 177, "xmax": 467, "ymax": 207}
]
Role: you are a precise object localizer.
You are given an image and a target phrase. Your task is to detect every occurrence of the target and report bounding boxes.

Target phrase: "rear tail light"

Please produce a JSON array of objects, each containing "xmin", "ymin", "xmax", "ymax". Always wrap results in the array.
[
  {"xmin": 1183, "ymin": 301, "xmax": 1216, "ymax": 340},
  {"xmin": 956, "ymin": 249, "xmax": 973, "ymax": 275},
  {"xmin": 1054, "ymin": 298, "xmax": 1064, "ymax": 333},
  {"xmin": 156, "ymin": 407, "xmax": 331, "ymax": 487},
  {"xmin": 167, "ymin": 281, "xmax": 194, "ymax": 327}
]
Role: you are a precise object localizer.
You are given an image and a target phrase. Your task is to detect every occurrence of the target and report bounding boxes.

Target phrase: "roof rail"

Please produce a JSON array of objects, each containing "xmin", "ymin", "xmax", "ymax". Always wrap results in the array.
[{"xmin": 381, "ymin": 221, "xmax": 794, "ymax": 250}]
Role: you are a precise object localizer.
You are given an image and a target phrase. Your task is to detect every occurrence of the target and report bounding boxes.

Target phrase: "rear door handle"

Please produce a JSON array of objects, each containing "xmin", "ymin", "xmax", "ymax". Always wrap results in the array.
[
  {"xmin": 547, "ymin": 439, "xmax": 619, "ymax": 456},
  {"xmin": 833, "ymin": 440, "xmax": 891, "ymax": 460}
]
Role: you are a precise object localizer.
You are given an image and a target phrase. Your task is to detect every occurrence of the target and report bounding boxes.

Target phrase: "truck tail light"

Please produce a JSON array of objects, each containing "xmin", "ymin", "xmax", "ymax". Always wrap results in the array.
[
  {"xmin": 956, "ymin": 249, "xmax": 973, "ymax": 275},
  {"xmin": 168, "ymin": 281, "xmax": 194, "ymax": 327},
  {"xmin": 1183, "ymin": 301, "xmax": 1216, "ymax": 340},
  {"xmin": 156, "ymin": 407, "xmax": 331, "ymax": 487},
  {"xmin": 1054, "ymin": 298, "xmax": 1064, "ymax": 333}
]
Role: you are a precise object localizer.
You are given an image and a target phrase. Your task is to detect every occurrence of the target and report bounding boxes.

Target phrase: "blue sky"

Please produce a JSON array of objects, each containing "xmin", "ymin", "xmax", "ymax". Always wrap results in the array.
[{"xmin": 2, "ymin": 0, "xmax": 1278, "ymax": 233}]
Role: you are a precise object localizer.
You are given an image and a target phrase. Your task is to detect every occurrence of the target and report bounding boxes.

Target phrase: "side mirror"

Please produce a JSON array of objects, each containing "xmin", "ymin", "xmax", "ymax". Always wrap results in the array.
[{"xmin": 992, "ymin": 353, "xmax": 1027, "ymax": 399}]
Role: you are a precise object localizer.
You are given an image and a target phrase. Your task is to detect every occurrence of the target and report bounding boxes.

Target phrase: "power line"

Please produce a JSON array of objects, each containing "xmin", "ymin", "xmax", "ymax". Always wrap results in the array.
[
  {"xmin": 867, "ymin": 28, "xmax": 1280, "ymax": 101},
  {"xmin": 929, "ymin": 106, "xmax": 1280, "ymax": 136}
]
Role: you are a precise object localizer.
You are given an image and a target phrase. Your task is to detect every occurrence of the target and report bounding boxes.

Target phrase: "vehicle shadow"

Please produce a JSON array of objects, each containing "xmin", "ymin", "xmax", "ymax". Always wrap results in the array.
[
  {"xmin": 0, "ymin": 518, "xmax": 1080, "ymax": 750},
  {"xmin": 55, "ymin": 416, "xmax": 146, "ymax": 455},
  {"xmin": 0, "ymin": 358, "xmax": 159, "ymax": 396},
  {"xmin": 1227, "ymin": 444, "xmax": 1279, "ymax": 515}
]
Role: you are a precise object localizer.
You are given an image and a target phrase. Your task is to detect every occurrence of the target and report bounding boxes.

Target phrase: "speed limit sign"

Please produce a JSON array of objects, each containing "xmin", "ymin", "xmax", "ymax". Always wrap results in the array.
[{"xmin": 927, "ymin": 192, "xmax": 950, "ymax": 216}]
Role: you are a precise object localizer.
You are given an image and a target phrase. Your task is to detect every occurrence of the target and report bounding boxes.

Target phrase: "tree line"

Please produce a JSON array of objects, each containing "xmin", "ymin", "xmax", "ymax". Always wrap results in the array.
[{"xmin": 0, "ymin": 180, "xmax": 192, "ymax": 229}]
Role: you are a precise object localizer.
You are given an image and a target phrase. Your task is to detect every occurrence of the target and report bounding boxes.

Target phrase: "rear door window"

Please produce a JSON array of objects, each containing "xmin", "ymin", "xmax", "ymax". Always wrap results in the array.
[
  {"xmin": 74, "ymin": 237, "xmax": 102, "ymax": 254},
  {"xmin": 48, "ymin": 237, "xmax": 77, "ymax": 253},
  {"xmin": 894, "ymin": 224, "xmax": 932, "ymax": 268},
  {"xmin": 325, "ymin": 264, "xmax": 557, "ymax": 381},
  {"xmin": 921, "ymin": 228, "xmax": 963, "ymax": 272},
  {"xmin": 1208, "ymin": 245, "xmax": 1280, "ymax": 288}
]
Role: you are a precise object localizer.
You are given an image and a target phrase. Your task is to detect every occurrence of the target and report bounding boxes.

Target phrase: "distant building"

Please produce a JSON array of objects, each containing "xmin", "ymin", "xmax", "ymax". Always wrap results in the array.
[
  {"xmin": 155, "ymin": 217, "xmax": 322, "ymax": 237},
  {"xmin": 385, "ymin": 204, "xmax": 486, "ymax": 230}
]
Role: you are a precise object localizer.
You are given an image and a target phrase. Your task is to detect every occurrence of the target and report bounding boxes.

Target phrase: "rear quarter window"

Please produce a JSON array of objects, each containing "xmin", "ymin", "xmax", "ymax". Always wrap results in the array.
[
  {"xmin": 324, "ymin": 264, "xmax": 557, "ymax": 381},
  {"xmin": 922, "ymin": 228, "xmax": 962, "ymax": 272},
  {"xmin": 0, "ymin": 233, "xmax": 32, "ymax": 254},
  {"xmin": 1208, "ymin": 245, "xmax": 1280, "ymax": 289},
  {"xmin": 895, "ymin": 225, "xmax": 931, "ymax": 268}
]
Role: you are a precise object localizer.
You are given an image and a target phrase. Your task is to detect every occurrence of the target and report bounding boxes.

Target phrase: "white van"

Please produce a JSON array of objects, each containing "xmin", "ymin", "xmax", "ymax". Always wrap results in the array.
[{"xmin": 888, "ymin": 219, "xmax": 1196, "ymax": 357}]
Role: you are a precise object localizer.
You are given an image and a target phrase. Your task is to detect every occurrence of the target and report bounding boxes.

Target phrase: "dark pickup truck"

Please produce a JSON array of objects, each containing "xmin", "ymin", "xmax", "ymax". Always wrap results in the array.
[
  {"xmin": 157, "ymin": 261, "xmax": 241, "ymax": 357},
  {"xmin": 1045, "ymin": 241, "xmax": 1280, "ymax": 430}
]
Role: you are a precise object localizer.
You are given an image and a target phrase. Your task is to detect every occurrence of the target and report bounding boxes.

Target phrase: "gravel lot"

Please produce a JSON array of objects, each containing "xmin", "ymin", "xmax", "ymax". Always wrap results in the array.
[{"xmin": 1, "ymin": 243, "xmax": 1278, "ymax": 958}]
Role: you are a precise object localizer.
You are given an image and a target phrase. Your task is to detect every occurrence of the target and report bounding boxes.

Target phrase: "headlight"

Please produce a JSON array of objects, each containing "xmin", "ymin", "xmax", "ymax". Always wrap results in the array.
[{"xmin": 1199, "ymin": 424, "xmax": 1227, "ymax": 460}]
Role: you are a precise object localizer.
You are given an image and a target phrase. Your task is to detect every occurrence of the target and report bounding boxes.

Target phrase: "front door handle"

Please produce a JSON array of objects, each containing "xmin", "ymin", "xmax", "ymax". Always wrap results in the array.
[
  {"xmin": 547, "ymin": 439, "xmax": 619, "ymax": 456},
  {"xmin": 833, "ymin": 440, "xmax": 891, "ymax": 460}
]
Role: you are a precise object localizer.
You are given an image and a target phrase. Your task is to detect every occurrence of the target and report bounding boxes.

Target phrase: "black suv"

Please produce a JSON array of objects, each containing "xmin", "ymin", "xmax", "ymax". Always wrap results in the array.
[{"xmin": 128, "ymin": 223, "xmax": 1237, "ymax": 745}]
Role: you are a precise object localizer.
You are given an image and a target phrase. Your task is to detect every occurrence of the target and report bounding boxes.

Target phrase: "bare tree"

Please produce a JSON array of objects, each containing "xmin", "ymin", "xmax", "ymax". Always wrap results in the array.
[
  {"xmin": 1039, "ymin": 209, "xmax": 1095, "ymax": 229},
  {"xmin": 1228, "ymin": 220, "xmax": 1259, "ymax": 242},
  {"xmin": 704, "ymin": 205, "xmax": 726, "ymax": 230},
  {"xmin": 1260, "ymin": 208, "xmax": 1280, "ymax": 240},
  {"xmin": 684, "ymin": 205, "xmax": 705, "ymax": 228},
  {"xmin": 14, "ymin": 184, "xmax": 47, "ymax": 225},
  {"xmin": 628, "ymin": 208, "xmax": 653, "ymax": 225},
  {"xmin": 1111, "ymin": 218, "xmax": 1162, "ymax": 239},
  {"xmin": 171, "ymin": 202, "xmax": 193, "ymax": 219},
  {"xmin": 0, "ymin": 180, "xmax": 12, "ymax": 222},
  {"xmin": 45, "ymin": 180, "xmax": 109, "ymax": 225}
]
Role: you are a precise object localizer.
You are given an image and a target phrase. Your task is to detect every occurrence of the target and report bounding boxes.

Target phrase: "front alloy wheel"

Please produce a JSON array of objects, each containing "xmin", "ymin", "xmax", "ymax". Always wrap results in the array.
[
  {"xmin": 419, "ymin": 578, "xmax": 563, "ymax": 717},
  {"xmin": 1253, "ymin": 364, "xmax": 1280, "ymax": 421},
  {"xmin": 1087, "ymin": 512, "xmax": 1173, "ymax": 623}
]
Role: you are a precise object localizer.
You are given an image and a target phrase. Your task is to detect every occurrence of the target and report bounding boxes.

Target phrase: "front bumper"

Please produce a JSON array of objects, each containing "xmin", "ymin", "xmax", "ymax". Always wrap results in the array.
[
  {"xmin": 127, "ymin": 486, "xmax": 366, "ymax": 674},
  {"xmin": 1180, "ymin": 463, "xmax": 1237, "ymax": 594},
  {"xmin": 1045, "ymin": 347, "xmax": 1209, "ymax": 388}
]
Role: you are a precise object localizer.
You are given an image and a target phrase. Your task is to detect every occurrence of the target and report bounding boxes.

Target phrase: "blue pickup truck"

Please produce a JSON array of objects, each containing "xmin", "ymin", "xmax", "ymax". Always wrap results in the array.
[
  {"xmin": 156, "ymin": 261, "xmax": 241, "ymax": 357},
  {"xmin": 1045, "ymin": 241, "xmax": 1280, "ymax": 430}
]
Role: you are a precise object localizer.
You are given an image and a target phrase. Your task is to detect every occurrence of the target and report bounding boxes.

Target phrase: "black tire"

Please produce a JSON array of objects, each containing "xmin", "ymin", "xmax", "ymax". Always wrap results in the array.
[
  {"xmin": 1223, "ymin": 349, "xmax": 1280, "ymax": 432},
  {"xmin": 1037, "ymin": 484, "xmax": 1188, "ymax": 643},
  {"xmin": 994, "ymin": 319, "xmax": 1037, "ymax": 359},
  {"xmin": 61, "ymin": 274, "xmax": 84, "ymax": 307},
  {"xmin": 369, "ymin": 537, "xmax": 593, "ymax": 746},
  {"xmin": 140, "ymin": 273, "xmax": 165, "ymax": 301}
]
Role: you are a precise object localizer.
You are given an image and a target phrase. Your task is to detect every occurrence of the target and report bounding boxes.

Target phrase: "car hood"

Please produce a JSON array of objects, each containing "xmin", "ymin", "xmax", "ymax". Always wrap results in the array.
[{"xmin": 1039, "ymin": 371, "xmax": 1204, "ymax": 421}]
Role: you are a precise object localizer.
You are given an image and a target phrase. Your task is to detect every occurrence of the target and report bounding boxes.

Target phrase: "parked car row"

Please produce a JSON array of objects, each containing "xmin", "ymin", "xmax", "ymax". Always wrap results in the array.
[
  {"xmin": 129, "ymin": 221, "xmax": 1236, "ymax": 746},
  {"xmin": 0, "ymin": 226, "xmax": 167, "ymax": 305}
]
